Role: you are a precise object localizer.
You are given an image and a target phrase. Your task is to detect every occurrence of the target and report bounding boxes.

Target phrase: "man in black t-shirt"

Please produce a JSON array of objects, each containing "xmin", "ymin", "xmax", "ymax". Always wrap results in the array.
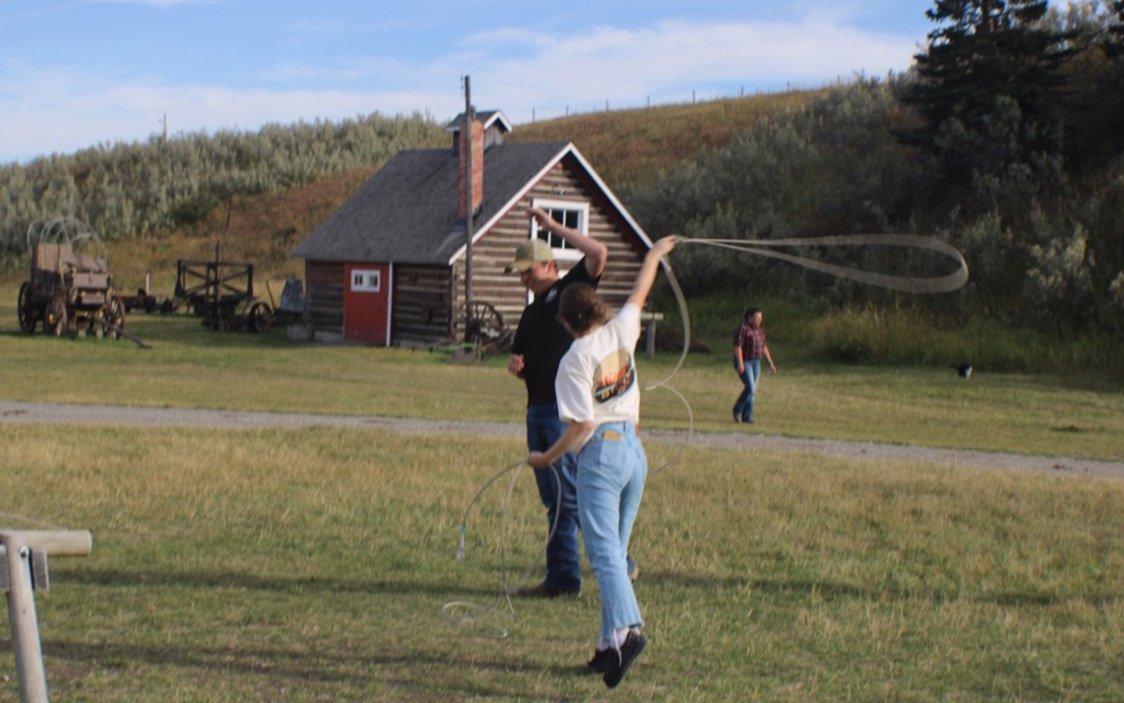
[{"xmin": 507, "ymin": 207, "xmax": 607, "ymax": 597}]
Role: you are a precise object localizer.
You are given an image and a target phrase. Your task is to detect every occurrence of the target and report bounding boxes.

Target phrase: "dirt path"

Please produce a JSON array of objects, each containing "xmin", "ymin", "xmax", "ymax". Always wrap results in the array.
[{"xmin": 3, "ymin": 399, "xmax": 1122, "ymax": 480}]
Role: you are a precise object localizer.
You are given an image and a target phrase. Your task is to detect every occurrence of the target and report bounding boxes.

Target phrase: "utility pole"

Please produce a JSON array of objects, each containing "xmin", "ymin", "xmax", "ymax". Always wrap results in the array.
[{"xmin": 463, "ymin": 75, "xmax": 475, "ymax": 338}]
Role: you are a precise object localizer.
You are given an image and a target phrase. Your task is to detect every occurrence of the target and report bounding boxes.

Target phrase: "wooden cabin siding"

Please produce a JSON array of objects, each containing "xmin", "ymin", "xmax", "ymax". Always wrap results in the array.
[
  {"xmin": 394, "ymin": 264, "xmax": 454, "ymax": 345},
  {"xmin": 449, "ymin": 157, "xmax": 649, "ymax": 340},
  {"xmin": 304, "ymin": 260, "xmax": 345, "ymax": 333}
]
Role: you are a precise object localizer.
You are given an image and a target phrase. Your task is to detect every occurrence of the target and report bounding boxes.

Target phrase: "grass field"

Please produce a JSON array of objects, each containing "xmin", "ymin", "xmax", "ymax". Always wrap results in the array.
[
  {"xmin": 4, "ymin": 427, "xmax": 1123, "ymax": 702},
  {"xmin": 2, "ymin": 288, "xmax": 1124, "ymax": 702},
  {"xmin": 1, "ymin": 286, "xmax": 1122, "ymax": 461}
]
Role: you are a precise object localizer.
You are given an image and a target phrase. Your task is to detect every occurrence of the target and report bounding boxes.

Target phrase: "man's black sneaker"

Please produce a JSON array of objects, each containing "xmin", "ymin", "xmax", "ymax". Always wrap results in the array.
[
  {"xmin": 587, "ymin": 648, "xmax": 610, "ymax": 673},
  {"xmin": 603, "ymin": 630, "xmax": 646, "ymax": 688},
  {"xmin": 513, "ymin": 580, "xmax": 579, "ymax": 598}
]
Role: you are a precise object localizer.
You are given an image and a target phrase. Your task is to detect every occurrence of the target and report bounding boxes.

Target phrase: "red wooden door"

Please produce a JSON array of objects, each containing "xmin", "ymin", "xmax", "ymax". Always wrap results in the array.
[{"xmin": 343, "ymin": 263, "xmax": 391, "ymax": 345}]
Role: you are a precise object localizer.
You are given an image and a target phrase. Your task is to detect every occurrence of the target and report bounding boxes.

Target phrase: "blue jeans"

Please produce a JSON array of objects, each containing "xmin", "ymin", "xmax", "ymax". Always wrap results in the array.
[
  {"xmin": 576, "ymin": 422, "xmax": 646, "ymax": 639},
  {"xmin": 526, "ymin": 402, "xmax": 581, "ymax": 591},
  {"xmin": 734, "ymin": 358, "xmax": 761, "ymax": 422}
]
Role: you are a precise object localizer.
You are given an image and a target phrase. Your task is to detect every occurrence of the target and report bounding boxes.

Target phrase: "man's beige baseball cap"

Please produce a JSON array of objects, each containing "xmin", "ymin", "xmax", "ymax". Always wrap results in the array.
[{"xmin": 506, "ymin": 239, "xmax": 553, "ymax": 273}]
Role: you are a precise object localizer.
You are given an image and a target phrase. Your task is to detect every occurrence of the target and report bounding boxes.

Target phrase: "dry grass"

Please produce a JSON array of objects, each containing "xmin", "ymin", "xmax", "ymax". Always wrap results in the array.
[
  {"xmin": 2, "ymin": 425, "xmax": 1123, "ymax": 702},
  {"xmin": 510, "ymin": 92, "xmax": 822, "ymax": 189}
]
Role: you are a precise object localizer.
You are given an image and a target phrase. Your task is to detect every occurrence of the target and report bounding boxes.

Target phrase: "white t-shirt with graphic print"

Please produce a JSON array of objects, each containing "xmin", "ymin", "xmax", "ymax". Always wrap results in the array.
[{"xmin": 555, "ymin": 303, "xmax": 642, "ymax": 438}]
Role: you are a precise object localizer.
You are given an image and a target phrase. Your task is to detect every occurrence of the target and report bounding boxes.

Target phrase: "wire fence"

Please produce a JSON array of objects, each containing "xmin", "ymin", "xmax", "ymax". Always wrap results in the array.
[{"xmin": 524, "ymin": 73, "xmax": 888, "ymax": 124}]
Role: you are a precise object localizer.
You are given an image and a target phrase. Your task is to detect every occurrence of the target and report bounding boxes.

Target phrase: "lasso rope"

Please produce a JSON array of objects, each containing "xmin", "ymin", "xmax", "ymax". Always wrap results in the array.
[
  {"xmin": 641, "ymin": 233, "xmax": 969, "ymax": 457},
  {"xmin": 444, "ymin": 461, "xmax": 566, "ymax": 639},
  {"xmin": 447, "ymin": 233, "xmax": 969, "ymax": 636},
  {"xmin": 642, "ymin": 256, "xmax": 694, "ymax": 475},
  {"xmin": 681, "ymin": 234, "xmax": 969, "ymax": 294}
]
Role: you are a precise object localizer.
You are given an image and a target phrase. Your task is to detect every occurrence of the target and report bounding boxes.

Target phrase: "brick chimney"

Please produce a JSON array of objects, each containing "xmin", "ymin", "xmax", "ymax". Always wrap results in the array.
[{"xmin": 458, "ymin": 117, "xmax": 484, "ymax": 218}]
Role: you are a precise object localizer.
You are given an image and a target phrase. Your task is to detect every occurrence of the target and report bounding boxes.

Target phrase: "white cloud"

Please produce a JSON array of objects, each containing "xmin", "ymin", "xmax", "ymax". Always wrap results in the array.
[
  {"xmin": 458, "ymin": 18, "xmax": 915, "ymax": 120},
  {"xmin": 0, "ymin": 16, "xmax": 918, "ymax": 163}
]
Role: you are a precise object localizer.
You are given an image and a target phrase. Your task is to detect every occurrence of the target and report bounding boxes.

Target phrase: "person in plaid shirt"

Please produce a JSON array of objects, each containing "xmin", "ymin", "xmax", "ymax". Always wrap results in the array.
[{"xmin": 732, "ymin": 307, "xmax": 777, "ymax": 423}]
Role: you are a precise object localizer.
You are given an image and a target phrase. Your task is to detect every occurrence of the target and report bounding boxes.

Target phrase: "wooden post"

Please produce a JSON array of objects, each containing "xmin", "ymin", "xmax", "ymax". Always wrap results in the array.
[
  {"xmin": 640, "ymin": 312, "xmax": 664, "ymax": 359},
  {"xmin": 1, "ymin": 529, "xmax": 93, "ymax": 703},
  {"xmin": 463, "ymin": 75, "xmax": 474, "ymax": 339}
]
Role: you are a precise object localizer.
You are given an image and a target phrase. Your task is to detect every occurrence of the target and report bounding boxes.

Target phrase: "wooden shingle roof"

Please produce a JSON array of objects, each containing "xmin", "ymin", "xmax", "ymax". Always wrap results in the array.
[{"xmin": 292, "ymin": 141, "xmax": 573, "ymax": 266}]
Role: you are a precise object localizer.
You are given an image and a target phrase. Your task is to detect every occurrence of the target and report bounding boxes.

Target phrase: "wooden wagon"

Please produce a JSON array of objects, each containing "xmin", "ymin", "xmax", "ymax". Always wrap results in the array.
[{"xmin": 16, "ymin": 221, "xmax": 126, "ymax": 339}]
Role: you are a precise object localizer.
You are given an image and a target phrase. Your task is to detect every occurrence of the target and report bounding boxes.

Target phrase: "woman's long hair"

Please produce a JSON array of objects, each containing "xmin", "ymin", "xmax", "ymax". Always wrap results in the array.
[{"xmin": 558, "ymin": 283, "xmax": 608, "ymax": 337}]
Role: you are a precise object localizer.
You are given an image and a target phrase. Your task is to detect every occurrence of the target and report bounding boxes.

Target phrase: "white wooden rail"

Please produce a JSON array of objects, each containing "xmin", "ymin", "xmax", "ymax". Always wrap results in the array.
[{"xmin": 1, "ymin": 529, "xmax": 93, "ymax": 703}]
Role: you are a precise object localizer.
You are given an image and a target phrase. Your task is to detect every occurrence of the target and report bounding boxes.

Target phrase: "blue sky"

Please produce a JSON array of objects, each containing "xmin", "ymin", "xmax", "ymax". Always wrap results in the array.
[{"xmin": 0, "ymin": 0, "xmax": 943, "ymax": 164}]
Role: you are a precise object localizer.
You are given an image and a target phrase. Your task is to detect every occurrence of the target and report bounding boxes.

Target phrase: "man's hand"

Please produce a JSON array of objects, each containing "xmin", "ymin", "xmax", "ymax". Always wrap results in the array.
[
  {"xmin": 527, "ymin": 207, "xmax": 553, "ymax": 230},
  {"xmin": 527, "ymin": 451, "xmax": 550, "ymax": 469},
  {"xmin": 507, "ymin": 354, "xmax": 525, "ymax": 376}
]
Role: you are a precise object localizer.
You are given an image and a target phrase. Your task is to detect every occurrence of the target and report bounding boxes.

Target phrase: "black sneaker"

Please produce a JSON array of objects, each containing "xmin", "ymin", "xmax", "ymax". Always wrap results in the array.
[
  {"xmin": 732, "ymin": 408, "xmax": 741, "ymax": 423},
  {"xmin": 603, "ymin": 630, "xmax": 646, "ymax": 688},
  {"xmin": 587, "ymin": 648, "xmax": 610, "ymax": 673}
]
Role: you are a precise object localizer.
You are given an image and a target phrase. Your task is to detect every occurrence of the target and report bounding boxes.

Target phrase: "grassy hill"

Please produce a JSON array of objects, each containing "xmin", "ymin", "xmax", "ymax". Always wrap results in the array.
[
  {"xmin": 508, "ymin": 90, "xmax": 823, "ymax": 189},
  {"xmin": 16, "ymin": 91, "xmax": 818, "ymax": 297}
]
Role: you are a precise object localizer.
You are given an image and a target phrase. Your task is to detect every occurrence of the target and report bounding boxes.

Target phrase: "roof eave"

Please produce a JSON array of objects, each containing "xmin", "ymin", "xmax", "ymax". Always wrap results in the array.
[{"xmin": 445, "ymin": 142, "xmax": 652, "ymax": 266}]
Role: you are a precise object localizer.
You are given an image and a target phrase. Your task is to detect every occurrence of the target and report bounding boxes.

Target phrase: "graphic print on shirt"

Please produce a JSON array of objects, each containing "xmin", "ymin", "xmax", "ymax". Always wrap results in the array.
[{"xmin": 593, "ymin": 348, "xmax": 635, "ymax": 404}]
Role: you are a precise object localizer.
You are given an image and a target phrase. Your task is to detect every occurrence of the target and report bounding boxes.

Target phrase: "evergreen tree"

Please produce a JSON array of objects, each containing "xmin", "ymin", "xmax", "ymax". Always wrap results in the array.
[
  {"xmin": 899, "ymin": 0, "xmax": 1071, "ymax": 215},
  {"xmin": 1108, "ymin": 1, "xmax": 1124, "ymax": 57}
]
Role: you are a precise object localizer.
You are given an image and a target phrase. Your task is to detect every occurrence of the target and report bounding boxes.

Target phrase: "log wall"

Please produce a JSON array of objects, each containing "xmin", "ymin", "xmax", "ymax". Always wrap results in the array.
[
  {"xmin": 394, "ymin": 264, "xmax": 454, "ymax": 345},
  {"xmin": 450, "ymin": 154, "xmax": 648, "ymax": 340},
  {"xmin": 304, "ymin": 260, "xmax": 344, "ymax": 333}
]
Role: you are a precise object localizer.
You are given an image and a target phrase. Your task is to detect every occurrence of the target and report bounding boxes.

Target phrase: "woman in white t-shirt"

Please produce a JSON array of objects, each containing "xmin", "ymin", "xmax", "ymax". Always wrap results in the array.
[{"xmin": 528, "ymin": 235, "xmax": 677, "ymax": 689}]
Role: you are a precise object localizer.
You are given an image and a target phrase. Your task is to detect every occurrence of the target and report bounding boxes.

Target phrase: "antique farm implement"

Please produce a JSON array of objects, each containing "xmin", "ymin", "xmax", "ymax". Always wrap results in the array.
[{"xmin": 175, "ymin": 249, "xmax": 274, "ymax": 332}]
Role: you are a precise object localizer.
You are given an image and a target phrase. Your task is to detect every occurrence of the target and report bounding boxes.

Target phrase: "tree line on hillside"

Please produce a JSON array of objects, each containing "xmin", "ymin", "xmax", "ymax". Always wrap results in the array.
[
  {"xmin": 628, "ymin": 0, "xmax": 1124, "ymax": 339},
  {"xmin": 0, "ymin": 113, "xmax": 445, "ymax": 268}
]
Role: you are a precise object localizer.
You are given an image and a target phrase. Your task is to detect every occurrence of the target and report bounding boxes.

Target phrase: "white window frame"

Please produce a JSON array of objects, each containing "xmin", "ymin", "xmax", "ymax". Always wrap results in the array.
[
  {"xmin": 530, "ymin": 198, "xmax": 590, "ymax": 268},
  {"xmin": 351, "ymin": 269, "xmax": 381, "ymax": 293}
]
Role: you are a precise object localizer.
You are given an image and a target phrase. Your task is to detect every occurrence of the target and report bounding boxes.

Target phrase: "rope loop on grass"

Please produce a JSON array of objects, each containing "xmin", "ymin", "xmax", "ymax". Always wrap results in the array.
[
  {"xmin": 445, "ymin": 460, "xmax": 564, "ymax": 639},
  {"xmin": 441, "ymin": 600, "xmax": 516, "ymax": 640}
]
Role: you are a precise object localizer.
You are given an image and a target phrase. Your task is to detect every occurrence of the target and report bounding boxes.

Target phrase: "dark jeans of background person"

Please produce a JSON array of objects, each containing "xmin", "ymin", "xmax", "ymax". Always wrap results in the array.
[
  {"xmin": 526, "ymin": 401, "xmax": 582, "ymax": 592},
  {"xmin": 734, "ymin": 358, "xmax": 762, "ymax": 422}
]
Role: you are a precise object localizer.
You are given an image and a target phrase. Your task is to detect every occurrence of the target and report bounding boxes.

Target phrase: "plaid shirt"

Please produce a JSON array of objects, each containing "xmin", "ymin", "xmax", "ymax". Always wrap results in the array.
[{"xmin": 734, "ymin": 323, "xmax": 767, "ymax": 361}]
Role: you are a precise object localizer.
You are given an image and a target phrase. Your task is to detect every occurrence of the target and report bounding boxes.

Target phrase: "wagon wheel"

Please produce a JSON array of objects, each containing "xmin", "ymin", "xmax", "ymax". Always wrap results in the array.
[
  {"xmin": 45, "ymin": 296, "xmax": 68, "ymax": 337},
  {"xmin": 463, "ymin": 301, "xmax": 508, "ymax": 351},
  {"xmin": 104, "ymin": 296, "xmax": 126, "ymax": 339},
  {"xmin": 248, "ymin": 301, "xmax": 273, "ymax": 333},
  {"xmin": 17, "ymin": 282, "xmax": 38, "ymax": 333}
]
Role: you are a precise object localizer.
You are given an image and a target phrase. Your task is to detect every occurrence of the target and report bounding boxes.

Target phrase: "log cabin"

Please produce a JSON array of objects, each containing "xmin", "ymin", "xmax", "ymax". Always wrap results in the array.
[{"xmin": 291, "ymin": 110, "xmax": 653, "ymax": 346}]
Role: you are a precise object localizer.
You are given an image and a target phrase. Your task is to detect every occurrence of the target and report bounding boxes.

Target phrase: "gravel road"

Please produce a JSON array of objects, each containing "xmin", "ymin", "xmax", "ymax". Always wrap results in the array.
[{"xmin": 3, "ymin": 399, "xmax": 1122, "ymax": 480}]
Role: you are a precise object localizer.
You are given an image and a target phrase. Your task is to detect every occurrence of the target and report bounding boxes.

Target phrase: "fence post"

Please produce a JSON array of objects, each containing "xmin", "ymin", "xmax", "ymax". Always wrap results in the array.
[{"xmin": 1, "ymin": 530, "xmax": 93, "ymax": 703}]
